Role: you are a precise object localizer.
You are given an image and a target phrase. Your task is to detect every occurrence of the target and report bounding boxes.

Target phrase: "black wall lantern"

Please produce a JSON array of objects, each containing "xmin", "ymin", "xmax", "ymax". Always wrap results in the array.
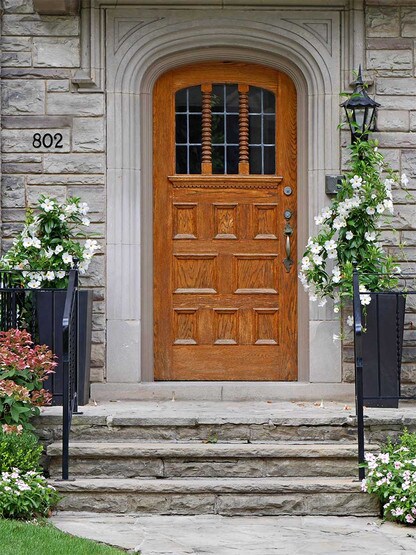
[{"xmin": 341, "ymin": 66, "xmax": 380, "ymax": 143}]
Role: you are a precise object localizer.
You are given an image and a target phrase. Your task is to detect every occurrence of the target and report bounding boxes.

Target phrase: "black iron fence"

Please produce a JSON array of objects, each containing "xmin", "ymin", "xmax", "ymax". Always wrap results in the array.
[
  {"xmin": 353, "ymin": 269, "xmax": 416, "ymax": 480},
  {"xmin": 0, "ymin": 269, "xmax": 79, "ymax": 480}
]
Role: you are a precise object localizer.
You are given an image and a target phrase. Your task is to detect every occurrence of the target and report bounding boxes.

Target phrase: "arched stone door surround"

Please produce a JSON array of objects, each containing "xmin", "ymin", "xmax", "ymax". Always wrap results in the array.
[{"xmin": 103, "ymin": 7, "xmax": 354, "ymax": 383}]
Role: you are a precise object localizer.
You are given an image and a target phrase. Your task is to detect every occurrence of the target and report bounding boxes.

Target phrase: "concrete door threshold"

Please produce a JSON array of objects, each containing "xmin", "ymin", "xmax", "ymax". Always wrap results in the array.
[{"xmin": 90, "ymin": 382, "xmax": 355, "ymax": 402}]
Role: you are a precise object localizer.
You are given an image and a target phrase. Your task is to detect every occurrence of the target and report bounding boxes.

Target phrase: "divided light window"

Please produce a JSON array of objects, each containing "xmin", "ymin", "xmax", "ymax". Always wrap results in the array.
[{"xmin": 175, "ymin": 84, "xmax": 276, "ymax": 175}]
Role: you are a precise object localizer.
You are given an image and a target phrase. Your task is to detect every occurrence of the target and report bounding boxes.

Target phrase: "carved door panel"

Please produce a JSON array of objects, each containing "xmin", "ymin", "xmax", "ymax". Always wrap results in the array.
[{"xmin": 153, "ymin": 62, "xmax": 297, "ymax": 380}]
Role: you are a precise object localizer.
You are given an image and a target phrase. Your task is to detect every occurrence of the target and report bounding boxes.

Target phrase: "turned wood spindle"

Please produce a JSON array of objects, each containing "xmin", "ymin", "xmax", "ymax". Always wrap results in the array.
[
  {"xmin": 238, "ymin": 84, "xmax": 249, "ymax": 175},
  {"xmin": 201, "ymin": 84, "xmax": 212, "ymax": 174}
]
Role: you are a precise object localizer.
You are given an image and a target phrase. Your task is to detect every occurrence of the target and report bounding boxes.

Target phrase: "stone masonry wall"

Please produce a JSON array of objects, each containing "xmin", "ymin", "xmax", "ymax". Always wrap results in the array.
[
  {"xmin": 0, "ymin": 0, "xmax": 106, "ymax": 383},
  {"xmin": 342, "ymin": 1, "xmax": 416, "ymax": 387}
]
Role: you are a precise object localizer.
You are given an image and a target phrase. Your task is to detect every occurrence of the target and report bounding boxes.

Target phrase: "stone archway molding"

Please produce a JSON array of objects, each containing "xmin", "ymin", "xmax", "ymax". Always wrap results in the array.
[{"xmin": 102, "ymin": 5, "xmax": 363, "ymax": 384}]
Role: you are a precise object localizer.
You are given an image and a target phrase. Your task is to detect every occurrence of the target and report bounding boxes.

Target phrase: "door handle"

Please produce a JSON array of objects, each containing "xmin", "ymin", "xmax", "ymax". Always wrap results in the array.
[{"xmin": 283, "ymin": 222, "xmax": 294, "ymax": 272}]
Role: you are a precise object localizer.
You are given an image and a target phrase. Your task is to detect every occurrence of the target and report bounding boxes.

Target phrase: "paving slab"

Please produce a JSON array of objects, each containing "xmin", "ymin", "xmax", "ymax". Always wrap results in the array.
[{"xmin": 51, "ymin": 513, "xmax": 416, "ymax": 554}]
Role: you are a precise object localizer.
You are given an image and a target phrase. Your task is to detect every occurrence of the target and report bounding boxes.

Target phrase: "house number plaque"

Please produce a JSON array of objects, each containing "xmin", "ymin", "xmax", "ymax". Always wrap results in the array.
[{"xmin": 32, "ymin": 132, "xmax": 63, "ymax": 149}]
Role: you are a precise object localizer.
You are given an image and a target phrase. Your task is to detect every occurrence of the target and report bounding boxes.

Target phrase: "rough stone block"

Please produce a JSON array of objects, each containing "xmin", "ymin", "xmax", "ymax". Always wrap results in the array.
[
  {"xmin": 390, "ymin": 206, "xmax": 416, "ymax": 230},
  {"xmin": 2, "ymin": 15, "xmax": 79, "ymax": 36},
  {"xmin": 401, "ymin": 150, "xmax": 416, "ymax": 178},
  {"xmin": 375, "ymin": 110, "xmax": 409, "ymax": 132},
  {"xmin": 43, "ymin": 153, "xmax": 105, "ymax": 173},
  {"xmin": 1, "ymin": 80, "xmax": 45, "ymax": 115},
  {"xmin": 367, "ymin": 50, "xmax": 412, "ymax": 71},
  {"xmin": 2, "ymin": 162, "xmax": 42, "ymax": 174},
  {"xmin": 2, "ymin": 153, "xmax": 42, "ymax": 164},
  {"xmin": 0, "ymin": 51, "xmax": 32, "ymax": 67},
  {"xmin": 378, "ymin": 148, "xmax": 400, "ymax": 171},
  {"xmin": 401, "ymin": 8, "xmax": 416, "ymax": 37},
  {"xmin": 33, "ymin": 37, "xmax": 79, "ymax": 68},
  {"xmin": 1, "ymin": 68, "xmax": 71, "ymax": 79},
  {"xmin": 80, "ymin": 255, "xmax": 105, "ymax": 288},
  {"xmin": 72, "ymin": 118, "xmax": 105, "ymax": 152},
  {"xmin": 90, "ymin": 367, "xmax": 105, "ymax": 383},
  {"xmin": 1, "ymin": 175, "xmax": 25, "ymax": 208},
  {"xmin": 366, "ymin": 7, "xmax": 400, "ymax": 37},
  {"xmin": 376, "ymin": 78, "xmax": 416, "ymax": 95},
  {"xmin": 2, "ymin": 128, "xmax": 70, "ymax": 153},
  {"xmin": 0, "ymin": 37, "xmax": 32, "ymax": 51},
  {"xmin": 47, "ymin": 80, "xmax": 70, "ymax": 92},
  {"xmin": 27, "ymin": 174, "xmax": 104, "ymax": 185},
  {"xmin": 27, "ymin": 185, "xmax": 67, "ymax": 206},
  {"xmin": 2, "ymin": 0, "xmax": 34, "ymax": 13},
  {"xmin": 2, "ymin": 115, "xmax": 72, "ymax": 129},
  {"xmin": 47, "ymin": 92, "xmax": 104, "ymax": 116},
  {"xmin": 67, "ymin": 186, "xmax": 105, "ymax": 213},
  {"xmin": 91, "ymin": 342, "xmax": 105, "ymax": 367}
]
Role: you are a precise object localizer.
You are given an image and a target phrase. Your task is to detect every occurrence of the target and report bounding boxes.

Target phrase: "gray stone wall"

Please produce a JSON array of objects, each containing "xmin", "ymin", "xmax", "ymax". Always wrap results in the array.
[
  {"xmin": 342, "ymin": 2, "xmax": 416, "ymax": 387},
  {"xmin": 0, "ymin": 0, "xmax": 106, "ymax": 383}
]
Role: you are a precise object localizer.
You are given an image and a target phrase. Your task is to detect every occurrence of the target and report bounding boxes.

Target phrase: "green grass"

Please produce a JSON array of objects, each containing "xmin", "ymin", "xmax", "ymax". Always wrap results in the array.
[{"xmin": 0, "ymin": 519, "xmax": 127, "ymax": 555}]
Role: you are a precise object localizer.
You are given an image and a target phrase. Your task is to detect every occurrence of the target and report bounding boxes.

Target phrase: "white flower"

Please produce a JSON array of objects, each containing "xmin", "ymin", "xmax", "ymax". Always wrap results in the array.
[
  {"xmin": 45, "ymin": 271, "xmax": 55, "ymax": 281},
  {"xmin": 81, "ymin": 217, "xmax": 90, "ymax": 227},
  {"xmin": 84, "ymin": 239, "xmax": 99, "ymax": 251},
  {"xmin": 324, "ymin": 239, "xmax": 337, "ymax": 252},
  {"xmin": 78, "ymin": 202, "xmax": 90, "ymax": 216},
  {"xmin": 378, "ymin": 453, "xmax": 390, "ymax": 464},
  {"xmin": 313, "ymin": 254, "xmax": 323, "ymax": 266},
  {"xmin": 32, "ymin": 237, "xmax": 41, "ymax": 249},
  {"xmin": 327, "ymin": 249, "xmax": 338, "ymax": 260},
  {"xmin": 321, "ymin": 206, "xmax": 332, "ymax": 219},
  {"xmin": 314, "ymin": 215, "xmax": 324, "ymax": 225},
  {"xmin": 333, "ymin": 306, "xmax": 340, "ymax": 314},
  {"xmin": 347, "ymin": 315, "xmax": 354, "ymax": 327},
  {"xmin": 333, "ymin": 216, "xmax": 347, "ymax": 230},
  {"xmin": 22, "ymin": 237, "xmax": 33, "ymax": 248},
  {"xmin": 301, "ymin": 256, "xmax": 311, "ymax": 271},
  {"xmin": 376, "ymin": 203, "xmax": 385, "ymax": 214},
  {"xmin": 40, "ymin": 198, "xmax": 54, "ymax": 212},
  {"xmin": 394, "ymin": 266, "xmax": 401, "ymax": 274},
  {"xmin": 299, "ymin": 272, "xmax": 309, "ymax": 290},
  {"xmin": 318, "ymin": 298, "xmax": 327, "ymax": 307},
  {"xmin": 59, "ymin": 214, "xmax": 66, "ymax": 222},
  {"xmin": 346, "ymin": 231, "xmax": 354, "ymax": 240},
  {"xmin": 45, "ymin": 248, "xmax": 54, "ymax": 259},
  {"xmin": 64, "ymin": 203, "xmax": 78, "ymax": 215},
  {"xmin": 55, "ymin": 245, "xmax": 63, "ymax": 254},
  {"xmin": 78, "ymin": 260, "xmax": 90, "ymax": 275},
  {"xmin": 360, "ymin": 294, "xmax": 371, "ymax": 306},
  {"xmin": 27, "ymin": 279, "xmax": 41, "ymax": 289},
  {"xmin": 62, "ymin": 252, "xmax": 73, "ymax": 265},
  {"xmin": 56, "ymin": 271, "xmax": 66, "ymax": 279},
  {"xmin": 401, "ymin": 173, "xmax": 409, "ymax": 187},
  {"xmin": 350, "ymin": 175, "xmax": 363, "ymax": 189},
  {"xmin": 310, "ymin": 243, "xmax": 322, "ymax": 255},
  {"xmin": 366, "ymin": 207, "xmax": 375, "ymax": 215},
  {"xmin": 361, "ymin": 479, "xmax": 367, "ymax": 492},
  {"xmin": 383, "ymin": 199, "xmax": 394, "ymax": 214},
  {"xmin": 310, "ymin": 294, "xmax": 317, "ymax": 302},
  {"xmin": 364, "ymin": 231, "xmax": 377, "ymax": 242},
  {"xmin": 332, "ymin": 266, "xmax": 341, "ymax": 283}
]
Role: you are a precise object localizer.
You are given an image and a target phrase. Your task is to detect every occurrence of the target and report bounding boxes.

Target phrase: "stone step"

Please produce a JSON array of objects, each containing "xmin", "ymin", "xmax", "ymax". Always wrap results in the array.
[
  {"xmin": 48, "ymin": 442, "xmax": 371, "ymax": 479},
  {"xmin": 52, "ymin": 477, "xmax": 380, "ymax": 516}
]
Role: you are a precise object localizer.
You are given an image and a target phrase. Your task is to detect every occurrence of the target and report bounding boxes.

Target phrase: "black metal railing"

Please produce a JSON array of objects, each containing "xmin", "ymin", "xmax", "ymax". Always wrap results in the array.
[
  {"xmin": 0, "ymin": 269, "xmax": 79, "ymax": 480},
  {"xmin": 353, "ymin": 269, "xmax": 416, "ymax": 480},
  {"xmin": 62, "ymin": 268, "xmax": 79, "ymax": 480}
]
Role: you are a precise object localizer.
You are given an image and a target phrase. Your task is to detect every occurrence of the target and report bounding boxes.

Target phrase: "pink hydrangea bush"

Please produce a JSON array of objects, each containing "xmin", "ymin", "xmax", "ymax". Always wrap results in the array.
[
  {"xmin": 362, "ymin": 429, "xmax": 416, "ymax": 525},
  {"xmin": 0, "ymin": 329, "xmax": 56, "ymax": 431}
]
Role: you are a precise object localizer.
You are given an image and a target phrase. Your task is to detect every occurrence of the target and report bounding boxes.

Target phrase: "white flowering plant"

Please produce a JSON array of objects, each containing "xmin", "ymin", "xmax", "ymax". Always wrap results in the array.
[
  {"xmin": 0, "ymin": 195, "xmax": 100, "ymax": 289},
  {"xmin": 299, "ymin": 137, "xmax": 405, "ymax": 315},
  {"xmin": 362, "ymin": 429, "xmax": 416, "ymax": 525},
  {"xmin": 0, "ymin": 468, "xmax": 60, "ymax": 519}
]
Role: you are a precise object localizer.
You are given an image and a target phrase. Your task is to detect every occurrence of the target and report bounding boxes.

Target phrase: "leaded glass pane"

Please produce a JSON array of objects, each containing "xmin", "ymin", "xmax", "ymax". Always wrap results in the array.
[
  {"xmin": 248, "ymin": 86, "xmax": 276, "ymax": 174},
  {"xmin": 175, "ymin": 86, "xmax": 202, "ymax": 174},
  {"xmin": 211, "ymin": 84, "xmax": 239, "ymax": 174}
]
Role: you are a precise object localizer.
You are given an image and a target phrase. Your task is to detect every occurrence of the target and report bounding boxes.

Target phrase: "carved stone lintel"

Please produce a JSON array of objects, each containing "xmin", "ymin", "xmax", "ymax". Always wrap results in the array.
[{"xmin": 33, "ymin": 0, "xmax": 80, "ymax": 16}]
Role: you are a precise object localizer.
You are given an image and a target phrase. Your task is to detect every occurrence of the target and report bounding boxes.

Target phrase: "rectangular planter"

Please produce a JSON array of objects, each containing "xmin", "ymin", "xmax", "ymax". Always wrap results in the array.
[
  {"xmin": 362, "ymin": 293, "xmax": 405, "ymax": 408},
  {"xmin": 35, "ymin": 289, "xmax": 93, "ymax": 406}
]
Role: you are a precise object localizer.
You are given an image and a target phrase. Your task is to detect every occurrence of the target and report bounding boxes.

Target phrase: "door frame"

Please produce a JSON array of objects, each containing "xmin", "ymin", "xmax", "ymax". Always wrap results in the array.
[{"xmin": 104, "ymin": 7, "xmax": 348, "ymax": 384}]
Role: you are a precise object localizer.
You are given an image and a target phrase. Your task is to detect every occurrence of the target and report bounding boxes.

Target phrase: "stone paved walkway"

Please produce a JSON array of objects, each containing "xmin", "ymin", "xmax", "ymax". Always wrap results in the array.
[{"xmin": 52, "ymin": 513, "xmax": 416, "ymax": 554}]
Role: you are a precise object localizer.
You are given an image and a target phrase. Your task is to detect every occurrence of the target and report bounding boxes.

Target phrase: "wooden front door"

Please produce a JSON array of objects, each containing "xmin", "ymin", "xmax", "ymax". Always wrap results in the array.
[{"xmin": 153, "ymin": 62, "xmax": 297, "ymax": 381}]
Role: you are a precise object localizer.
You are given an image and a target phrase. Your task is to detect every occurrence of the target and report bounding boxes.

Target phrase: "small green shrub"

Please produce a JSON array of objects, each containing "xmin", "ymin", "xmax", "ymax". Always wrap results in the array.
[
  {"xmin": 0, "ymin": 430, "xmax": 42, "ymax": 473},
  {"xmin": 362, "ymin": 429, "xmax": 416, "ymax": 525},
  {"xmin": 0, "ymin": 468, "xmax": 60, "ymax": 519}
]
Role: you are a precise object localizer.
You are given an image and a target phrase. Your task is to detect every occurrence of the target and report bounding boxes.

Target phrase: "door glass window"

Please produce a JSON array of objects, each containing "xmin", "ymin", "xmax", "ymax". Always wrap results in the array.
[{"xmin": 175, "ymin": 84, "xmax": 276, "ymax": 175}]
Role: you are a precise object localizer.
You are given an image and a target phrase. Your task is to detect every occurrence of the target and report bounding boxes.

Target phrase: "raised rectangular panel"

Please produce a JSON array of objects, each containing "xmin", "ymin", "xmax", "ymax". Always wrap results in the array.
[
  {"xmin": 213, "ymin": 203, "xmax": 238, "ymax": 239},
  {"xmin": 173, "ymin": 308, "xmax": 198, "ymax": 345},
  {"xmin": 234, "ymin": 254, "xmax": 278, "ymax": 294},
  {"xmin": 214, "ymin": 308, "xmax": 238, "ymax": 345},
  {"xmin": 173, "ymin": 202, "xmax": 197, "ymax": 239},
  {"xmin": 254, "ymin": 308, "xmax": 279, "ymax": 345},
  {"xmin": 174, "ymin": 254, "xmax": 218, "ymax": 294},
  {"xmin": 253, "ymin": 203, "xmax": 278, "ymax": 239}
]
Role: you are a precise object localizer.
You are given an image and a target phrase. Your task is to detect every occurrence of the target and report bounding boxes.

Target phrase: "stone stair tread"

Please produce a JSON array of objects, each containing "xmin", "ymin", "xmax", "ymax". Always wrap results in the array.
[
  {"xmin": 47, "ymin": 441, "xmax": 377, "ymax": 458},
  {"xmin": 52, "ymin": 476, "xmax": 362, "ymax": 494}
]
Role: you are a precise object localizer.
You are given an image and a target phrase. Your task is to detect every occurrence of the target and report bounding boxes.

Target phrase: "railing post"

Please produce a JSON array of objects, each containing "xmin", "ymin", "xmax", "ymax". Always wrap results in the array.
[{"xmin": 353, "ymin": 269, "xmax": 365, "ymax": 480}]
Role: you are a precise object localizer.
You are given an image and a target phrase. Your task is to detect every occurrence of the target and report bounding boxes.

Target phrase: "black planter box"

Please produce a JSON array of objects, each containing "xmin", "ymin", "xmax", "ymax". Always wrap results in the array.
[
  {"xmin": 35, "ymin": 289, "xmax": 93, "ymax": 406},
  {"xmin": 362, "ymin": 293, "xmax": 405, "ymax": 408}
]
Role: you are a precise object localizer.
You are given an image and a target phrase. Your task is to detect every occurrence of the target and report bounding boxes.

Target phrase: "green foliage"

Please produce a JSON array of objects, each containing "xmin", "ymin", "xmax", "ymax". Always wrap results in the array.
[
  {"xmin": 0, "ymin": 430, "xmax": 42, "ymax": 474},
  {"xmin": 363, "ymin": 429, "xmax": 416, "ymax": 525},
  {"xmin": 0, "ymin": 519, "xmax": 126, "ymax": 555},
  {"xmin": 299, "ymin": 137, "xmax": 403, "ymax": 314},
  {"xmin": 0, "ymin": 195, "xmax": 100, "ymax": 289},
  {"xmin": 0, "ymin": 468, "xmax": 60, "ymax": 520}
]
